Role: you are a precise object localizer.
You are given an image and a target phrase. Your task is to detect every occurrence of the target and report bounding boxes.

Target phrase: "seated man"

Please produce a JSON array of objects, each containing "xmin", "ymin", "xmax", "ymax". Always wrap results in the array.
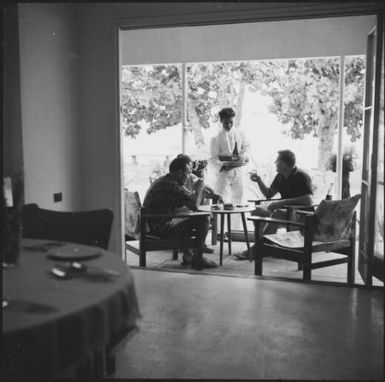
[
  {"xmin": 177, "ymin": 154, "xmax": 223, "ymax": 253},
  {"xmin": 143, "ymin": 156, "xmax": 218, "ymax": 268},
  {"xmin": 234, "ymin": 149, "xmax": 314, "ymax": 260}
]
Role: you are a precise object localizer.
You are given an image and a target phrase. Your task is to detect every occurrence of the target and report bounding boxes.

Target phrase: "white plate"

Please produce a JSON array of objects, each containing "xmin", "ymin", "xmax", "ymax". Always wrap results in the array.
[{"xmin": 47, "ymin": 244, "xmax": 103, "ymax": 260}]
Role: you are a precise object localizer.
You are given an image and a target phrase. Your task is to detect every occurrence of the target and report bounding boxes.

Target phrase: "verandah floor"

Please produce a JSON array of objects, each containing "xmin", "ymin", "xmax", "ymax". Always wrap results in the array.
[{"xmin": 125, "ymin": 233, "xmax": 383, "ymax": 286}]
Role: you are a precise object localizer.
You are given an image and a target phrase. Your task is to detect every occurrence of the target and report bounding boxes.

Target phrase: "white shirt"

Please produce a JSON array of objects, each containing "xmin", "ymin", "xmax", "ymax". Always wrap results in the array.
[{"xmin": 209, "ymin": 127, "xmax": 250, "ymax": 173}]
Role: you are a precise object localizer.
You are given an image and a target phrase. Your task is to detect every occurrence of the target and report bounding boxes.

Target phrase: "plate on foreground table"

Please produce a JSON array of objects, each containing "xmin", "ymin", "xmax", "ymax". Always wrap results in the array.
[{"xmin": 47, "ymin": 244, "xmax": 103, "ymax": 260}]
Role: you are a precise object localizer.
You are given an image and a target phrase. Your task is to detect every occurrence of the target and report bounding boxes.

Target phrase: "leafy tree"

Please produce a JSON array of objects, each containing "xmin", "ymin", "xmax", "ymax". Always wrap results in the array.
[
  {"xmin": 120, "ymin": 65, "xmax": 182, "ymax": 138},
  {"xmin": 121, "ymin": 57, "xmax": 365, "ymax": 169}
]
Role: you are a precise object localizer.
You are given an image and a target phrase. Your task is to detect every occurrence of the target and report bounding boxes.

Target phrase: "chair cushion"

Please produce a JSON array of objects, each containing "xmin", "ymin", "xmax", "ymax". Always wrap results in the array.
[
  {"xmin": 124, "ymin": 190, "xmax": 141, "ymax": 239},
  {"xmin": 312, "ymin": 194, "xmax": 360, "ymax": 242},
  {"xmin": 263, "ymin": 230, "xmax": 349, "ymax": 249}
]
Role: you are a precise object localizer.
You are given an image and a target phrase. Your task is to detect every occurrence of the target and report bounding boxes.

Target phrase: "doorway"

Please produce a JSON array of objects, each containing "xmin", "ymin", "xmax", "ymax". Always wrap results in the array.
[{"xmin": 118, "ymin": 15, "xmax": 383, "ymax": 286}]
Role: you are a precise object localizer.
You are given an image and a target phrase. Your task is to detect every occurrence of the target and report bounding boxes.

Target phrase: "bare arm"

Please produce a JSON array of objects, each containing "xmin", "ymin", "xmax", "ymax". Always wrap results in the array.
[
  {"xmin": 267, "ymin": 194, "xmax": 314, "ymax": 212},
  {"xmin": 250, "ymin": 173, "xmax": 277, "ymax": 199},
  {"xmin": 192, "ymin": 179, "xmax": 205, "ymax": 209}
]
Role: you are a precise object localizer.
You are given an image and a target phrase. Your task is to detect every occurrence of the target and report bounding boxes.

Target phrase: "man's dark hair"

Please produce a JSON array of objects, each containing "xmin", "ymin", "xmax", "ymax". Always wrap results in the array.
[
  {"xmin": 177, "ymin": 153, "xmax": 192, "ymax": 163},
  {"xmin": 277, "ymin": 150, "xmax": 296, "ymax": 167},
  {"xmin": 169, "ymin": 156, "xmax": 190, "ymax": 173},
  {"xmin": 218, "ymin": 107, "xmax": 235, "ymax": 120}
]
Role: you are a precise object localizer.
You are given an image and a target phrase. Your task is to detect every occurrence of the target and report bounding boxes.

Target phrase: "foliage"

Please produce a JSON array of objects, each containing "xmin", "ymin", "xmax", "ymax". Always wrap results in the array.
[
  {"xmin": 121, "ymin": 65, "xmax": 182, "ymax": 138},
  {"xmin": 121, "ymin": 57, "xmax": 365, "ymax": 147}
]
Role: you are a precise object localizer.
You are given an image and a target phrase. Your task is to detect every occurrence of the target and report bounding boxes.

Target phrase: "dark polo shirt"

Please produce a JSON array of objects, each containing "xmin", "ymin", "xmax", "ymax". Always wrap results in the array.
[{"xmin": 271, "ymin": 167, "xmax": 313, "ymax": 199}]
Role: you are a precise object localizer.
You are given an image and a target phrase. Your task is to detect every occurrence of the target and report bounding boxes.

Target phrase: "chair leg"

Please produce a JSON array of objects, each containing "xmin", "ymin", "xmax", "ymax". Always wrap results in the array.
[
  {"xmin": 211, "ymin": 214, "xmax": 218, "ymax": 245},
  {"xmin": 254, "ymin": 244, "xmax": 262, "ymax": 275},
  {"xmin": 347, "ymin": 216, "xmax": 356, "ymax": 284},
  {"xmin": 303, "ymin": 220, "xmax": 312, "ymax": 281},
  {"xmin": 347, "ymin": 247, "xmax": 355, "ymax": 284},
  {"xmin": 253, "ymin": 221, "xmax": 263, "ymax": 276},
  {"xmin": 173, "ymin": 248, "xmax": 178, "ymax": 260},
  {"xmin": 303, "ymin": 264, "xmax": 311, "ymax": 281},
  {"xmin": 139, "ymin": 247, "xmax": 146, "ymax": 267},
  {"xmin": 105, "ymin": 351, "xmax": 116, "ymax": 375},
  {"xmin": 92, "ymin": 346, "xmax": 106, "ymax": 377}
]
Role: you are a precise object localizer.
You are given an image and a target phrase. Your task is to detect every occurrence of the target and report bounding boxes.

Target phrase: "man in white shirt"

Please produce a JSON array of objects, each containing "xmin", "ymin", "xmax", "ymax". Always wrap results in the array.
[{"xmin": 209, "ymin": 107, "xmax": 250, "ymax": 229}]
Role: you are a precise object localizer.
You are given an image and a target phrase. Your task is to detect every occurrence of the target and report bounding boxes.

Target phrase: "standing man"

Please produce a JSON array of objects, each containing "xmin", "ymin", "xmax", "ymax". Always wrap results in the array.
[{"xmin": 209, "ymin": 107, "xmax": 250, "ymax": 229}]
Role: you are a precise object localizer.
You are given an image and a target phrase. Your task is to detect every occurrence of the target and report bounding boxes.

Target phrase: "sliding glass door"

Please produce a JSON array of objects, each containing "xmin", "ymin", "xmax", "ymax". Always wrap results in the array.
[{"xmin": 358, "ymin": 14, "xmax": 384, "ymax": 286}]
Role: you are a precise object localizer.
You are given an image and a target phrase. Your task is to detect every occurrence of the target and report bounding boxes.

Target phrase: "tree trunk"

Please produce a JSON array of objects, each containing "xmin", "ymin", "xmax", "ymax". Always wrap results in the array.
[
  {"xmin": 317, "ymin": 118, "xmax": 337, "ymax": 170},
  {"xmin": 234, "ymin": 83, "xmax": 246, "ymax": 129},
  {"xmin": 187, "ymin": 101, "xmax": 205, "ymax": 148}
]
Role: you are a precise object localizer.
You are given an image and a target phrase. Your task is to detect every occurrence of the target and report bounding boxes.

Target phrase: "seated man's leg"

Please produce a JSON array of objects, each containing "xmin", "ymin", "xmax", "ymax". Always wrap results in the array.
[
  {"xmin": 263, "ymin": 208, "xmax": 287, "ymax": 234},
  {"xmin": 169, "ymin": 216, "xmax": 217, "ymax": 268},
  {"xmin": 175, "ymin": 208, "xmax": 213, "ymax": 253},
  {"xmin": 234, "ymin": 206, "xmax": 285, "ymax": 260}
]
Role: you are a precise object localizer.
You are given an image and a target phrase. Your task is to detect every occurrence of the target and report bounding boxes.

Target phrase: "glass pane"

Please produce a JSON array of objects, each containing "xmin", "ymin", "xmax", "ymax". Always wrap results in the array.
[
  {"xmin": 121, "ymin": 64, "xmax": 182, "ymax": 201},
  {"xmin": 339, "ymin": 56, "xmax": 365, "ymax": 204},
  {"xmin": 186, "ymin": 58, "xmax": 341, "ymax": 205}
]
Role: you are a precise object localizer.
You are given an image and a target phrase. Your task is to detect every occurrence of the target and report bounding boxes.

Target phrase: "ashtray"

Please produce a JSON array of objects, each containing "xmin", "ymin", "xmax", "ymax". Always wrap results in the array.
[{"xmin": 223, "ymin": 204, "xmax": 234, "ymax": 210}]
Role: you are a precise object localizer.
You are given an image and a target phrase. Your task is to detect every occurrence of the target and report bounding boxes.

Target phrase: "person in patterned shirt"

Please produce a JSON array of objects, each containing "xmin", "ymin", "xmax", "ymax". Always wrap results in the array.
[{"xmin": 143, "ymin": 156, "xmax": 218, "ymax": 268}]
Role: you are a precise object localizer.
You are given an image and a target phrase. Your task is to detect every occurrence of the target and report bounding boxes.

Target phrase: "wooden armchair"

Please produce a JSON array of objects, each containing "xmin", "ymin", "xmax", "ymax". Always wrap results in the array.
[
  {"xmin": 124, "ymin": 190, "xmax": 210, "ymax": 270},
  {"xmin": 248, "ymin": 195, "xmax": 361, "ymax": 283}
]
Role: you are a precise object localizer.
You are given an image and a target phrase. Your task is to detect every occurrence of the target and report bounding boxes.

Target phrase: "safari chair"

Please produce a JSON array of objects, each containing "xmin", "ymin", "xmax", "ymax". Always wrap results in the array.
[
  {"xmin": 22, "ymin": 204, "xmax": 113, "ymax": 249},
  {"xmin": 248, "ymin": 195, "xmax": 360, "ymax": 283},
  {"xmin": 124, "ymin": 190, "xmax": 210, "ymax": 270}
]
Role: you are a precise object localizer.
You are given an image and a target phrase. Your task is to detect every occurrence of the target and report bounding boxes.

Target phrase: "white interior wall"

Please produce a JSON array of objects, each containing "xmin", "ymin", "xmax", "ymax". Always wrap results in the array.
[
  {"xmin": 121, "ymin": 16, "xmax": 374, "ymax": 65},
  {"xmin": 18, "ymin": 3, "xmax": 81, "ymax": 211}
]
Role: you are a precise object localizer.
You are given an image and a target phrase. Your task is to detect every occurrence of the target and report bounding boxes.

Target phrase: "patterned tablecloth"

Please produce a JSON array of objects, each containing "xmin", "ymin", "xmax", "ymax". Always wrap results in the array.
[{"xmin": 2, "ymin": 239, "xmax": 141, "ymax": 378}]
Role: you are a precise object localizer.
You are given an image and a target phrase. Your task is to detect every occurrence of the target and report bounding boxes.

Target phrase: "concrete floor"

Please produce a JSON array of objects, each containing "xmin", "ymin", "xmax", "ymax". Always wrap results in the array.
[
  {"xmin": 114, "ymin": 269, "xmax": 383, "ymax": 380},
  {"xmin": 125, "ymin": 238, "xmax": 384, "ymax": 286}
]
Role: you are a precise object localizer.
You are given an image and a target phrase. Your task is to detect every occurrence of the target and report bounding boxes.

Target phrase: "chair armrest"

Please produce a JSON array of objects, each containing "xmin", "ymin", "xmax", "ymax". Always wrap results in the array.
[
  {"xmin": 281, "ymin": 204, "xmax": 316, "ymax": 210},
  {"xmin": 247, "ymin": 198, "xmax": 282, "ymax": 205},
  {"xmin": 295, "ymin": 210, "xmax": 315, "ymax": 216},
  {"xmin": 142, "ymin": 211, "xmax": 211, "ymax": 219},
  {"xmin": 247, "ymin": 216, "xmax": 304, "ymax": 227}
]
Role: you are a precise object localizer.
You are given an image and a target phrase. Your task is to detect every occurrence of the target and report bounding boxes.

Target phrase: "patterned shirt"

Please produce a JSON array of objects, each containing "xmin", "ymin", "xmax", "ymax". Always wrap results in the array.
[
  {"xmin": 270, "ymin": 167, "xmax": 313, "ymax": 199},
  {"xmin": 143, "ymin": 174, "xmax": 197, "ymax": 235}
]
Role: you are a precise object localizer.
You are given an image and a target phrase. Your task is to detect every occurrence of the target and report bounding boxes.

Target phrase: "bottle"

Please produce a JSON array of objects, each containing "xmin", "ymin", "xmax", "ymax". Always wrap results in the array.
[
  {"xmin": 326, "ymin": 182, "xmax": 333, "ymax": 200},
  {"xmin": 232, "ymin": 141, "xmax": 239, "ymax": 157}
]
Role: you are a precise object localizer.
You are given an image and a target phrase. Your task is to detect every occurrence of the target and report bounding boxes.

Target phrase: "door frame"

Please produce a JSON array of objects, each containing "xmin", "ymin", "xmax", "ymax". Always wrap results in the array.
[
  {"xmin": 358, "ymin": 13, "xmax": 384, "ymax": 286},
  {"xmin": 112, "ymin": 4, "xmax": 385, "ymax": 262}
]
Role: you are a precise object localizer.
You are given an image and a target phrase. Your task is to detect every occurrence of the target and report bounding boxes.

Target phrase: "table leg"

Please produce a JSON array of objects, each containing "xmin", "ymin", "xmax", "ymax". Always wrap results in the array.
[
  {"xmin": 227, "ymin": 213, "xmax": 232, "ymax": 256},
  {"xmin": 241, "ymin": 213, "xmax": 252, "ymax": 261},
  {"xmin": 219, "ymin": 214, "xmax": 225, "ymax": 266},
  {"xmin": 211, "ymin": 213, "xmax": 218, "ymax": 245}
]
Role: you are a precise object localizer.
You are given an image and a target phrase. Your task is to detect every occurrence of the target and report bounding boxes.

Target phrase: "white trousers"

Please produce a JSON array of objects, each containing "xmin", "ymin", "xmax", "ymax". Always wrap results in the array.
[{"xmin": 213, "ymin": 169, "xmax": 244, "ymax": 230}]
